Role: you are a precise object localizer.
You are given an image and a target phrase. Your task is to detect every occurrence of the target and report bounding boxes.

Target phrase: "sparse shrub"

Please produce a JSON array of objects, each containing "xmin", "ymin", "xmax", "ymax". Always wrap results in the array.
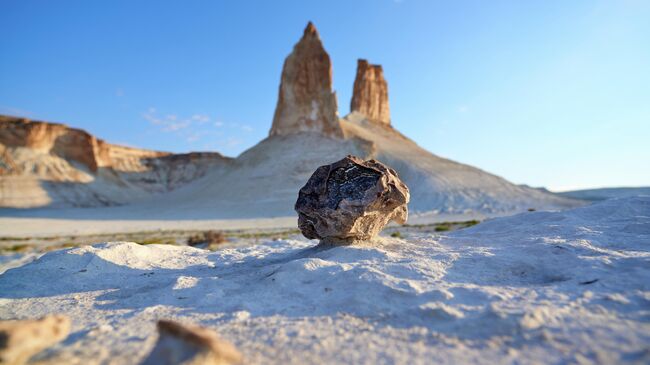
[
  {"xmin": 45, "ymin": 242, "xmax": 78, "ymax": 251},
  {"xmin": 187, "ymin": 230, "xmax": 227, "ymax": 247},
  {"xmin": 187, "ymin": 234, "xmax": 204, "ymax": 246},
  {"xmin": 139, "ymin": 238, "xmax": 164, "ymax": 245},
  {"xmin": 461, "ymin": 220, "xmax": 480, "ymax": 228},
  {"xmin": 0, "ymin": 237, "xmax": 30, "ymax": 241},
  {"xmin": 205, "ymin": 230, "xmax": 227, "ymax": 245},
  {"xmin": 390, "ymin": 231, "xmax": 402, "ymax": 238},
  {"xmin": 6, "ymin": 244, "xmax": 30, "ymax": 252},
  {"xmin": 435, "ymin": 224, "xmax": 451, "ymax": 232}
]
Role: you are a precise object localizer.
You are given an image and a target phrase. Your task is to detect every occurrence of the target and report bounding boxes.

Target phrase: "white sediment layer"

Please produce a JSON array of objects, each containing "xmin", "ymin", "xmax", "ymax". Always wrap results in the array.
[{"xmin": 1, "ymin": 197, "xmax": 648, "ymax": 364}]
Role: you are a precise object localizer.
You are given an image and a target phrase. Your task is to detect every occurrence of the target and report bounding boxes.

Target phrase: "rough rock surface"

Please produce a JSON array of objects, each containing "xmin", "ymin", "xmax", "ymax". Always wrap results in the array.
[
  {"xmin": 269, "ymin": 22, "xmax": 343, "ymax": 138},
  {"xmin": 0, "ymin": 314, "xmax": 71, "ymax": 365},
  {"xmin": 295, "ymin": 155, "xmax": 409, "ymax": 244},
  {"xmin": 0, "ymin": 115, "xmax": 165, "ymax": 173},
  {"xmin": 0, "ymin": 115, "xmax": 231, "ymax": 208},
  {"xmin": 350, "ymin": 59, "xmax": 390, "ymax": 125},
  {"xmin": 141, "ymin": 320, "xmax": 242, "ymax": 365}
]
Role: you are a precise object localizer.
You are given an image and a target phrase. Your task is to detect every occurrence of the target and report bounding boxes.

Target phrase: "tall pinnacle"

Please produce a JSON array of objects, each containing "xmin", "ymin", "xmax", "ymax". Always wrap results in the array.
[
  {"xmin": 269, "ymin": 22, "xmax": 343, "ymax": 138},
  {"xmin": 350, "ymin": 59, "xmax": 391, "ymax": 126},
  {"xmin": 304, "ymin": 21, "xmax": 318, "ymax": 36}
]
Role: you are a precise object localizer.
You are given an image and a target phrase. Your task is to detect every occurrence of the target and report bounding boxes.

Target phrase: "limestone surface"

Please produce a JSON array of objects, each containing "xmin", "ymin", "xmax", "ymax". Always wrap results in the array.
[
  {"xmin": 0, "ymin": 314, "xmax": 71, "ymax": 365},
  {"xmin": 295, "ymin": 155, "xmax": 409, "ymax": 244}
]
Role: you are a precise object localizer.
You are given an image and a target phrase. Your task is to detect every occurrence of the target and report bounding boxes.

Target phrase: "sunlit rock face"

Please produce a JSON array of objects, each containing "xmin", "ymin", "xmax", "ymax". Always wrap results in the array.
[
  {"xmin": 350, "ymin": 59, "xmax": 391, "ymax": 126},
  {"xmin": 0, "ymin": 116, "xmax": 160, "ymax": 173},
  {"xmin": 295, "ymin": 155, "xmax": 410, "ymax": 245},
  {"xmin": 269, "ymin": 22, "xmax": 343, "ymax": 138},
  {"xmin": 0, "ymin": 115, "xmax": 231, "ymax": 208}
]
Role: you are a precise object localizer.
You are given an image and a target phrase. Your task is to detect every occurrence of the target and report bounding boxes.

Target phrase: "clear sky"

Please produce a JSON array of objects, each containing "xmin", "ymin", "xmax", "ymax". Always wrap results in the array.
[{"xmin": 1, "ymin": 0, "xmax": 648, "ymax": 191}]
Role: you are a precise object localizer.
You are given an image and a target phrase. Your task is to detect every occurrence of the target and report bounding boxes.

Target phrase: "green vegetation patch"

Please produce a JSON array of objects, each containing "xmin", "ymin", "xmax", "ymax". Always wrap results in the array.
[
  {"xmin": 434, "ymin": 224, "xmax": 451, "ymax": 232},
  {"xmin": 4, "ymin": 244, "xmax": 31, "ymax": 252}
]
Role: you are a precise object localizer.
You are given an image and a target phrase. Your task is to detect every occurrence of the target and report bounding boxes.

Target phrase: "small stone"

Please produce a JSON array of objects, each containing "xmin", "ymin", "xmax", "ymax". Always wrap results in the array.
[
  {"xmin": 0, "ymin": 314, "xmax": 71, "ymax": 365},
  {"xmin": 141, "ymin": 320, "xmax": 242, "ymax": 365},
  {"xmin": 295, "ymin": 155, "xmax": 410, "ymax": 244}
]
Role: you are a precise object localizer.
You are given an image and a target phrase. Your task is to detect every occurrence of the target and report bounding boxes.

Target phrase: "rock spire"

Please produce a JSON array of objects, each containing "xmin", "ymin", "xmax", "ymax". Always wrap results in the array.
[
  {"xmin": 269, "ymin": 22, "xmax": 343, "ymax": 138},
  {"xmin": 350, "ymin": 59, "xmax": 391, "ymax": 125}
]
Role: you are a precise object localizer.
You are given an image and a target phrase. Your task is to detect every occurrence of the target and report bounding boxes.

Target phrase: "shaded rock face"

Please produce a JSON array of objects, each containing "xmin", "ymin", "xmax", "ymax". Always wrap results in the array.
[
  {"xmin": 269, "ymin": 22, "xmax": 343, "ymax": 138},
  {"xmin": 141, "ymin": 320, "xmax": 242, "ymax": 365},
  {"xmin": 295, "ymin": 155, "xmax": 409, "ymax": 244},
  {"xmin": 0, "ymin": 314, "xmax": 71, "ymax": 365},
  {"xmin": 350, "ymin": 59, "xmax": 390, "ymax": 125}
]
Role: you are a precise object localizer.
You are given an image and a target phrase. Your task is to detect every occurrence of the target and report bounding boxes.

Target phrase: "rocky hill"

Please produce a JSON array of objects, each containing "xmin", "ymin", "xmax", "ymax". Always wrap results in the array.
[
  {"xmin": 0, "ymin": 22, "xmax": 581, "ymax": 216},
  {"xmin": 0, "ymin": 115, "xmax": 231, "ymax": 208},
  {"xmin": 123, "ymin": 23, "xmax": 579, "ymax": 219}
]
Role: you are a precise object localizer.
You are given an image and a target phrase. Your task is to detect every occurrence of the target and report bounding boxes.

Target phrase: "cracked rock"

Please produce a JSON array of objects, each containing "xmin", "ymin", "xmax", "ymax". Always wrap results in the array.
[{"xmin": 296, "ymin": 155, "xmax": 409, "ymax": 244}]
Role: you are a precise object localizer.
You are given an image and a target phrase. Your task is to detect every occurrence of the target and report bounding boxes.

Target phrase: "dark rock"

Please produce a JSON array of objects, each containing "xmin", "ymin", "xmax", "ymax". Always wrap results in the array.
[{"xmin": 295, "ymin": 155, "xmax": 409, "ymax": 244}]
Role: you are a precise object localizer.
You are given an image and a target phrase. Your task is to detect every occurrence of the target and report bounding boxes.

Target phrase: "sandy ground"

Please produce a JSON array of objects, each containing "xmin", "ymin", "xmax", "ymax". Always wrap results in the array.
[
  {"xmin": 0, "ymin": 210, "xmax": 490, "ymax": 238},
  {"xmin": 0, "ymin": 216, "xmax": 298, "ymax": 238},
  {"xmin": 0, "ymin": 197, "xmax": 649, "ymax": 364}
]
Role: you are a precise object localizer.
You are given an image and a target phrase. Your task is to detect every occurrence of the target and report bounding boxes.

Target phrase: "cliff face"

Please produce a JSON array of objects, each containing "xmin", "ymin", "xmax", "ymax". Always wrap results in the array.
[
  {"xmin": 350, "ymin": 59, "xmax": 391, "ymax": 126},
  {"xmin": 269, "ymin": 22, "xmax": 343, "ymax": 138},
  {"xmin": 0, "ymin": 115, "xmax": 231, "ymax": 207},
  {"xmin": 0, "ymin": 115, "xmax": 166, "ymax": 174}
]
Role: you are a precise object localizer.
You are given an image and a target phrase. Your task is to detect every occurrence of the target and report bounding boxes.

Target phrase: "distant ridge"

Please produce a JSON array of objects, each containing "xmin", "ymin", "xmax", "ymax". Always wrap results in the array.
[
  {"xmin": 0, "ymin": 115, "xmax": 231, "ymax": 208},
  {"xmin": 558, "ymin": 187, "xmax": 650, "ymax": 202}
]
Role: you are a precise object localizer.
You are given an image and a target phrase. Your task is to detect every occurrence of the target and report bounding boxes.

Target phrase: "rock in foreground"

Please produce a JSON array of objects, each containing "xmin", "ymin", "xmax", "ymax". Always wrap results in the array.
[
  {"xmin": 0, "ymin": 315, "xmax": 71, "ymax": 365},
  {"xmin": 295, "ymin": 155, "xmax": 409, "ymax": 244},
  {"xmin": 141, "ymin": 320, "xmax": 242, "ymax": 365}
]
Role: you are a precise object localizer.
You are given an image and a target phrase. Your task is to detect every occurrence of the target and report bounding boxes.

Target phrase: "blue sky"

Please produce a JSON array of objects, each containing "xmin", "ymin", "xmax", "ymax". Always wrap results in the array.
[{"xmin": 1, "ymin": 0, "xmax": 648, "ymax": 191}]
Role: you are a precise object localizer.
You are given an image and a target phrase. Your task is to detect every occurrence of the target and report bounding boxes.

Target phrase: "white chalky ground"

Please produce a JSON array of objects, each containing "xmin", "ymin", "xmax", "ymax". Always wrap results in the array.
[{"xmin": 1, "ymin": 197, "xmax": 649, "ymax": 364}]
